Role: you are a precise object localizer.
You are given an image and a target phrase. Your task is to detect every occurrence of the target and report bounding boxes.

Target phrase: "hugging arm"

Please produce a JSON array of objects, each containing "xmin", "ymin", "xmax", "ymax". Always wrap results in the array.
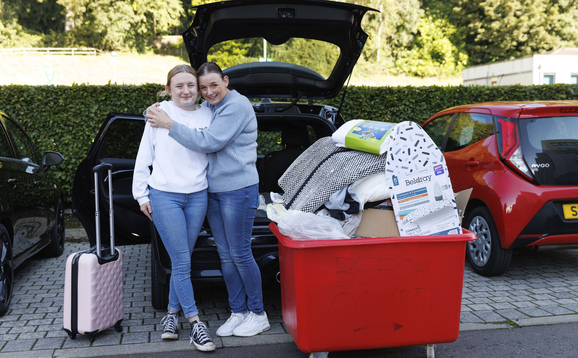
[{"xmin": 147, "ymin": 106, "xmax": 174, "ymax": 130}]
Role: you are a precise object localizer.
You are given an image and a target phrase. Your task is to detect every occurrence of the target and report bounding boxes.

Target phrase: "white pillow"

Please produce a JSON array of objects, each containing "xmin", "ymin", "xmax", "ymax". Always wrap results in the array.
[{"xmin": 349, "ymin": 172, "xmax": 390, "ymax": 205}]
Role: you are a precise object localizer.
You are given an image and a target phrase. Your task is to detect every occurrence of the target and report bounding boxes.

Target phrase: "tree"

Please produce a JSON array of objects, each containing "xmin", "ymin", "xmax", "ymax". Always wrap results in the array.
[
  {"xmin": 448, "ymin": 0, "xmax": 578, "ymax": 65},
  {"xmin": 0, "ymin": 0, "xmax": 44, "ymax": 48},
  {"xmin": 394, "ymin": 16, "xmax": 468, "ymax": 76},
  {"xmin": 56, "ymin": 0, "xmax": 183, "ymax": 51},
  {"xmin": 4, "ymin": 0, "xmax": 65, "ymax": 34},
  {"xmin": 268, "ymin": 39, "xmax": 339, "ymax": 77},
  {"xmin": 207, "ymin": 40, "xmax": 251, "ymax": 69},
  {"xmin": 354, "ymin": 0, "xmax": 422, "ymax": 66},
  {"xmin": 132, "ymin": 0, "xmax": 183, "ymax": 37},
  {"xmin": 57, "ymin": 0, "xmax": 88, "ymax": 31}
]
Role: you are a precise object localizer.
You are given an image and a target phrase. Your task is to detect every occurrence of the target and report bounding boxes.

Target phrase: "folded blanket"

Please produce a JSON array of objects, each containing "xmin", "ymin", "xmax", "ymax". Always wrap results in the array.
[{"xmin": 279, "ymin": 137, "xmax": 388, "ymax": 213}]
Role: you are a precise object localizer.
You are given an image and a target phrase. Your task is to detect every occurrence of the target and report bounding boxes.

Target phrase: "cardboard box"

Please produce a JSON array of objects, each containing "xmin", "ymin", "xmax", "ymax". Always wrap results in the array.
[
  {"xmin": 355, "ymin": 189, "xmax": 472, "ymax": 238},
  {"xmin": 355, "ymin": 206, "xmax": 400, "ymax": 237}
]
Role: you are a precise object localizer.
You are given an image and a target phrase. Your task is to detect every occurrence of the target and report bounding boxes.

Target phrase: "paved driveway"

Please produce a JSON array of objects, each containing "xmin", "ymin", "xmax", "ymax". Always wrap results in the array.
[
  {"xmin": 1, "ymin": 233, "xmax": 578, "ymax": 357},
  {"xmin": 461, "ymin": 248, "xmax": 578, "ymax": 329}
]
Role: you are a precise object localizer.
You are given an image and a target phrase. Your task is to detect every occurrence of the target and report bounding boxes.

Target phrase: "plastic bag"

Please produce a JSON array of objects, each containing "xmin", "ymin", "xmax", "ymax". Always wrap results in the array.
[{"xmin": 267, "ymin": 204, "xmax": 349, "ymax": 241}]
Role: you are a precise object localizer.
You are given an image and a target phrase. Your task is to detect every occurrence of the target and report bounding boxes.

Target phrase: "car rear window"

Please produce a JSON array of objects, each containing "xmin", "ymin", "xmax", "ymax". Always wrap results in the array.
[{"xmin": 520, "ymin": 116, "xmax": 578, "ymax": 185}]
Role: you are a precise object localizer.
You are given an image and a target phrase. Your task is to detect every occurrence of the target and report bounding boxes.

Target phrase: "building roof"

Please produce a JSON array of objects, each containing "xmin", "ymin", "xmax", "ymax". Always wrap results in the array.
[{"xmin": 543, "ymin": 48, "xmax": 578, "ymax": 55}]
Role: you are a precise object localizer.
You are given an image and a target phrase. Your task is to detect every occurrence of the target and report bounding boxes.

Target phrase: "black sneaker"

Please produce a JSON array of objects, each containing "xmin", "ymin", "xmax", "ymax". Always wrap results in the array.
[
  {"xmin": 190, "ymin": 321, "xmax": 216, "ymax": 352},
  {"xmin": 160, "ymin": 313, "xmax": 179, "ymax": 340}
]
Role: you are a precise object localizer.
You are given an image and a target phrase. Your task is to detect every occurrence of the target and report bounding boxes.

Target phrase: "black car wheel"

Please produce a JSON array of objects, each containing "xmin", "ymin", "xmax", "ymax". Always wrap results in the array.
[
  {"xmin": 464, "ymin": 206, "xmax": 512, "ymax": 276},
  {"xmin": 0, "ymin": 224, "xmax": 14, "ymax": 317},
  {"xmin": 41, "ymin": 199, "xmax": 65, "ymax": 257}
]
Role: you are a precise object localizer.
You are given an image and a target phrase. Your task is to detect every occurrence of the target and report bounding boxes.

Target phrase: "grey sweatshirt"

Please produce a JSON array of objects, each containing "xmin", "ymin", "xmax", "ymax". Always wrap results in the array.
[{"xmin": 169, "ymin": 90, "xmax": 259, "ymax": 193}]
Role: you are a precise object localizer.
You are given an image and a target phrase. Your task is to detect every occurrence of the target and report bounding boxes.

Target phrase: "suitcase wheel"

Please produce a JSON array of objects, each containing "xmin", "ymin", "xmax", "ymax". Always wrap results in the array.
[
  {"xmin": 64, "ymin": 329, "xmax": 76, "ymax": 340},
  {"xmin": 114, "ymin": 322, "xmax": 123, "ymax": 332}
]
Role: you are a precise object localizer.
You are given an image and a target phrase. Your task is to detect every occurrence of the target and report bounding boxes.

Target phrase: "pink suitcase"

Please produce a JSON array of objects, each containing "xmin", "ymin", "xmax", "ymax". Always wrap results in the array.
[{"xmin": 63, "ymin": 163, "xmax": 124, "ymax": 342}]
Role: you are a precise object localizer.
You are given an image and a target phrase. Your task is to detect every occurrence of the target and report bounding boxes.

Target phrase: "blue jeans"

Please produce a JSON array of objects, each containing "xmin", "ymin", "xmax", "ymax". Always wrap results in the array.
[
  {"xmin": 207, "ymin": 184, "xmax": 263, "ymax": 314},
  {"xmin": 150, "ymin": 187, "xmax": 207, "ymax": 319}
]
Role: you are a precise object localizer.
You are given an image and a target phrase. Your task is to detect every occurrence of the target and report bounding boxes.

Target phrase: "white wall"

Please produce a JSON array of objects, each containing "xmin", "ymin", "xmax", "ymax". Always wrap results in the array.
[
  {"xmin": 533, "ymin": 55, "xmax": 578, "ymax": 84},
  {"xmin": 463, "ymin": 57, "xmax": 534, "ymax": 86},
  {"xmin": 463, "ymin": 54, "xmax": 578, "ymax": 86}
]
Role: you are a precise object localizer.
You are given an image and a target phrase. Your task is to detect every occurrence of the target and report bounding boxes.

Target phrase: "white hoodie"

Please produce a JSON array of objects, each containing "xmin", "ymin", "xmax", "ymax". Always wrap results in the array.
[{"xmin": 132, "ymin": 100, "xmax": 212, "ymax": 206}]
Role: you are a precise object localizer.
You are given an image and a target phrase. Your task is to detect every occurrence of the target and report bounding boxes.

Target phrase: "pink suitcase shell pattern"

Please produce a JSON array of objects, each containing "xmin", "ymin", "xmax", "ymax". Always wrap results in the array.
[
  {"xmin": 63, "ymin": 249, "xmax": 124, "ymax": 341},
  {"xmin": 63, "ymin": 163, "xmax": 123, "ymax": 342}
]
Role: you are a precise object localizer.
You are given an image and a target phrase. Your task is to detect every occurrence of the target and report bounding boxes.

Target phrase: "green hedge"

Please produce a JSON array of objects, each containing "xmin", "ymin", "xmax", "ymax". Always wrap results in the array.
[
  {"xmin": 328, "ymin": 84, "xmax": 578, "ymax": 125},
  {"xmin": 0, "ymin": 84, "xmax": 161, "ymax": 203},
  {"xmin": 1, "ymin": 83, "xmax": 577, "ymax": 203}
]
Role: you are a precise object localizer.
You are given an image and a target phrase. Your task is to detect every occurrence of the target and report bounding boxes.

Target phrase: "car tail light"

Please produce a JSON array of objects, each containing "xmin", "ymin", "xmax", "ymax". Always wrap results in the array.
[{"xmin": 497, "ymin": 117, "xmax": 534, "ymax": 180}]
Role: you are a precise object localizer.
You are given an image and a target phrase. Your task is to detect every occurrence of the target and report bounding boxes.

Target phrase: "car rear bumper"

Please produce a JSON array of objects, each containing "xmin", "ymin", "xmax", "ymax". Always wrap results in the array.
[
  {"xmin": 514, "ymin": 234, "xmax": 578, "ymax": 247},
  {"xmin": 510, "ymin": 199, "xmax": 578, "ymax": 248},
  {"xmin": 472, "ymin": 166, "xmax": 578, "ymax": 248}
]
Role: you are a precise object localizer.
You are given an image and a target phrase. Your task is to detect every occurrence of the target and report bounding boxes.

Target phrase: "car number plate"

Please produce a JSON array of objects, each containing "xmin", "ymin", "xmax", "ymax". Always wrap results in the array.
[{"xmin": 563, "ymin": 204, "xmax": 578, "ymax": 219}]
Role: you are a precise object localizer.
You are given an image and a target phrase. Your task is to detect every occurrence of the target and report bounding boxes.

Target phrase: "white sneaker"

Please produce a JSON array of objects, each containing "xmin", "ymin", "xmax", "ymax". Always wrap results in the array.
[
  {"xmin": 232, "ymin": 311, "xmax": 270, "ymax": 337},
  {"xmin": 216, "ymin": 312, "xmax": 248, "ymax": 337}
]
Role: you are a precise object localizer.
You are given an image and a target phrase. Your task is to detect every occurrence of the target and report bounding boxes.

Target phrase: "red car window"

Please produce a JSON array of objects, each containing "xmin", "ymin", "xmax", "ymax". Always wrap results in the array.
[{"xmin": 446, "ymin": 113, "xmax": 494, "ymax": 152}]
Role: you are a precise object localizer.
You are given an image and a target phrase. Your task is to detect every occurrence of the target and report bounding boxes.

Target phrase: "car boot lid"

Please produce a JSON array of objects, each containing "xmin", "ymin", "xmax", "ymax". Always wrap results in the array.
[{"xmin": 182, "ymin": 0, "xmax": 377, "ymax": 100}]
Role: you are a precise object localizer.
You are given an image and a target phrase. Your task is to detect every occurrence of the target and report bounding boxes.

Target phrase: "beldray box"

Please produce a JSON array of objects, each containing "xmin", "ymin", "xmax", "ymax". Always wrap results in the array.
[
  {"xmin": 385, "ymin": 121, "xmax": 461, "ymax": 237},
  {"xmin": 389, "ymin": 166, "xmax": 461, "ymax": 236},
  {"xmin": 271, "ymin": 222, "xmax": 476, "ymax": 353}
]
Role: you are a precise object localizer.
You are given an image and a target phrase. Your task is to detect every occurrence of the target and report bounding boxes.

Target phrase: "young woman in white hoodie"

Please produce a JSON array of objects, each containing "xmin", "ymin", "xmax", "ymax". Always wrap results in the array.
[{"xmin": 132, "ymin": 64, "xmax": 215, "ymax": 352}]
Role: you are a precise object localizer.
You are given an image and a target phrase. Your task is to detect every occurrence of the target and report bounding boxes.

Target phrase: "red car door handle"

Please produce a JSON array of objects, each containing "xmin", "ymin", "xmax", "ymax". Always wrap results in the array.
[{"xmin": 465, "ymin": 160, "xmax": 479, "ymax": 167}]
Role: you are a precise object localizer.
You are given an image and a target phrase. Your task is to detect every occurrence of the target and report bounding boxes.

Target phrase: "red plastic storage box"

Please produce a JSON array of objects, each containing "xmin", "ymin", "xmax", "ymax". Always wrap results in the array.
[{"xmin": 271, "ymin": 223, "xmax": 476, "ymax": 353}]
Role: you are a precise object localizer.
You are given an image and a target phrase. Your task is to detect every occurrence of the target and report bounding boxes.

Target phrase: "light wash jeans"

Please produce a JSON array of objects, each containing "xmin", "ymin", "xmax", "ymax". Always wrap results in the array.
[
  {"xmin": 207, "ymin": 184, "xmax": 263, "ymax": 314},
  {"xmin": 150, "ymin": 187, "xmax": 207, "ymax": 319}
]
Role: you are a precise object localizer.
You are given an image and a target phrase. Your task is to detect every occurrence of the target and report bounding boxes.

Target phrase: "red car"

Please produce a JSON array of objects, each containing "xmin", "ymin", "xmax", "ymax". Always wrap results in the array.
[{"xmin": 422, "ymin": 101, "xmax": 578, "ymax": 276}]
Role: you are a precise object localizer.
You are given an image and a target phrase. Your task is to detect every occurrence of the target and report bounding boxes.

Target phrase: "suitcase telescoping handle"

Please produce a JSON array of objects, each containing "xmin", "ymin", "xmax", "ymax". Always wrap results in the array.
[{"xmin": 93, "ymin": 163, "xmax": 115, "ymax": 258}]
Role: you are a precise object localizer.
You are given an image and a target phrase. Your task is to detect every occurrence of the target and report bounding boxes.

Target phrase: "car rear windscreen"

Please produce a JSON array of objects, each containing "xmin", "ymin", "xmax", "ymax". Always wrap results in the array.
[{"xmin": 520, "ymin": 116, "xmax": 578, "ymax": 185}]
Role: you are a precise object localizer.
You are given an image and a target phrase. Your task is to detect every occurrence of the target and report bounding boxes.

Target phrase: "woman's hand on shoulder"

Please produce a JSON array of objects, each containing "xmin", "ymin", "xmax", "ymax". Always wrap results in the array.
[
  {"xmin": 145, "ymin": 102, "xmax": 161, "ymax": 118},
  {"xmin": 147, "ymin": 106, "xmax": 174, "ymax": 130}
]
